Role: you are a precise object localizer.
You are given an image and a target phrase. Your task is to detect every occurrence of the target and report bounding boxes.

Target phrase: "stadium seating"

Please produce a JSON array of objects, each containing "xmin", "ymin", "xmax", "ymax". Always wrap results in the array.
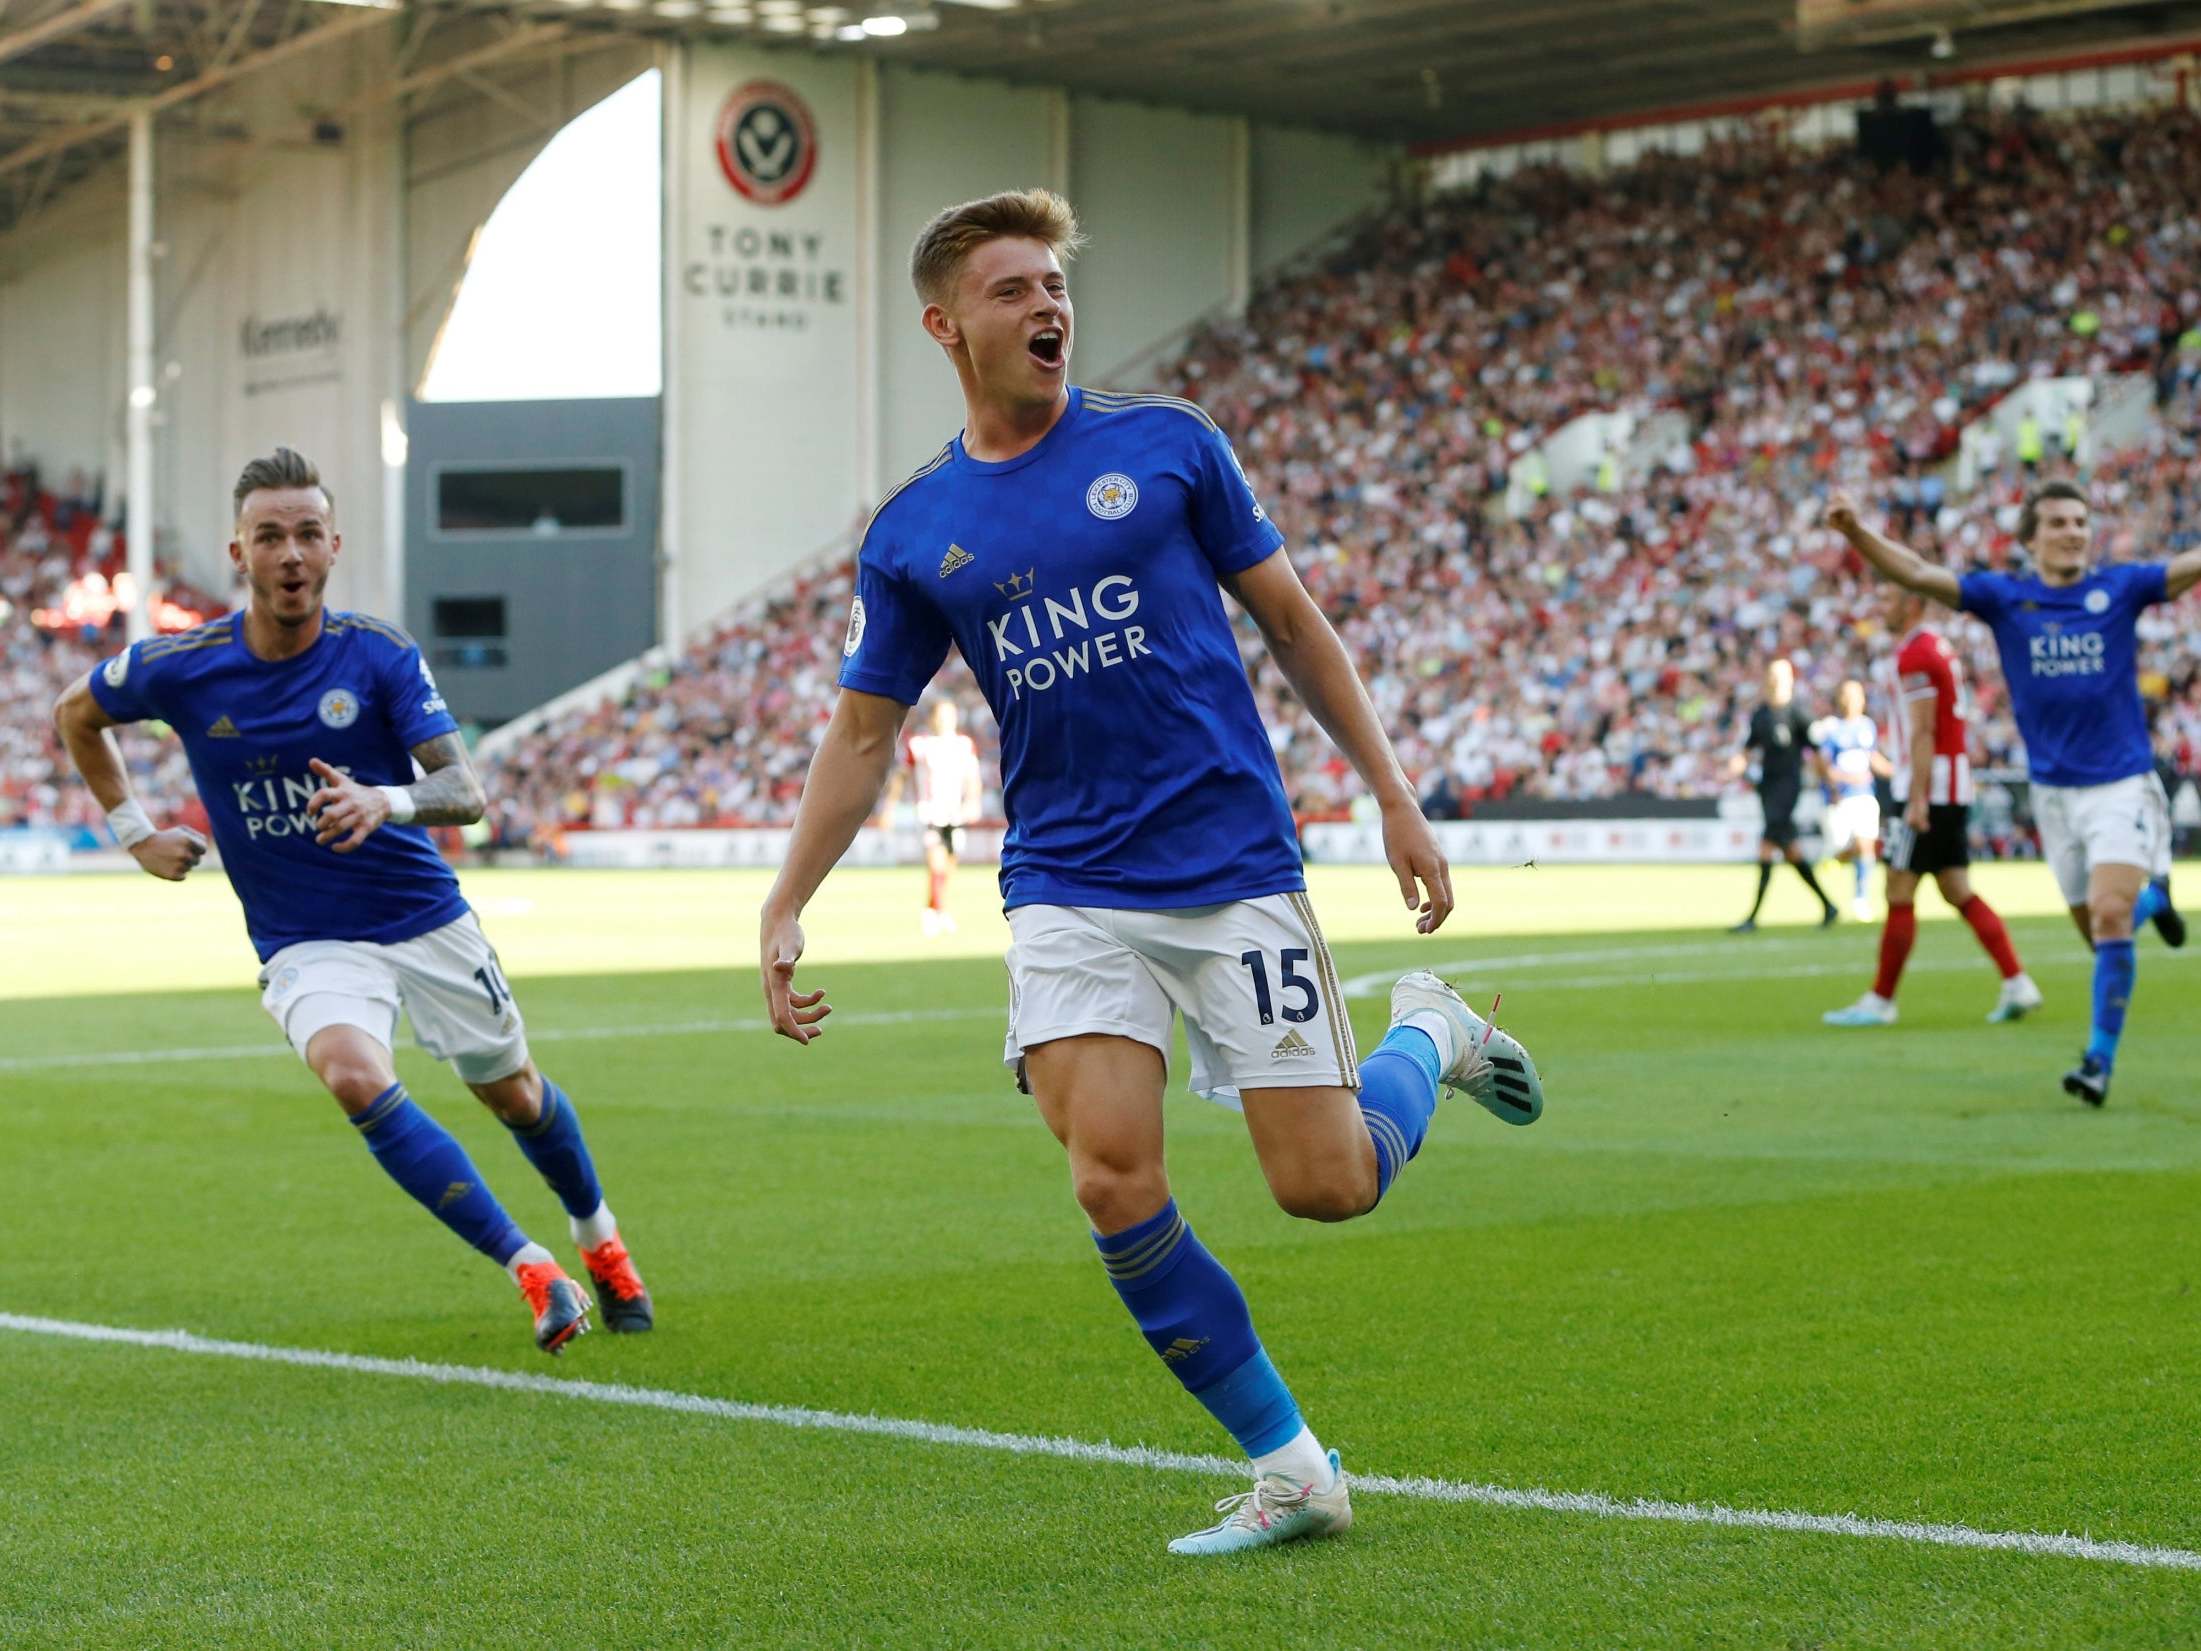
[{"xmin": 7, "ymin": 105, "xmax": 2199, "ymax": 843}]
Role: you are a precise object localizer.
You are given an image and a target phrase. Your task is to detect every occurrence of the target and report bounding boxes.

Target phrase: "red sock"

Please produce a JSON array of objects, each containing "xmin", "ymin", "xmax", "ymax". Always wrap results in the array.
[
  {"xmin": 927, "ymin": 869, "xmax": 946, "ymax": 912},
  {"xmin": 1959, "ymin": 894, "xmax": 2022, "ymax": 980},
  {"xmin": 1874, "ymin": 903, "xmax": 1917, "ymax": 1000}
]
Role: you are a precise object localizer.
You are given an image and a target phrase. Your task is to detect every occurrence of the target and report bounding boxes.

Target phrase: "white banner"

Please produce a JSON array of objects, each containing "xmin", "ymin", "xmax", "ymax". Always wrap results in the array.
[
  {"xmin": 667, "ymin": 45, "xmax": 864, "ymax": 633},
  {"xmin": 1305, "ymin": 817, "xmax": 1763, "ymax": 866},
  {"xmin": 562, "ymin": 825, "xmax": 1005, "ymax": 871}
]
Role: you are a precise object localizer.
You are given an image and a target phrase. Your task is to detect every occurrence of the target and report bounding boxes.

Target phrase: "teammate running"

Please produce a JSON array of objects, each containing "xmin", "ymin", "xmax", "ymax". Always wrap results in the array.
[
  {"xmin": 1822, "ymin": 581, "xmax": 2039, "ymax": 1027},
  {"xmin": 1827, "ymin": 483, "xmax": 2193, "ymax": 1101},
  {"xmin": 758, "ymin": 189, "xmax": 1544, "ymax": 1556},
  {"xmin": 52, "ymin": 448, "xmax": 652, "ymax": 1350},
  {"xmin": 1817, "ymin": 679, "xmax": 1888, "ymax": 921},
  {"xmin": 880, "ymin": 698, "xmax": 983, "ymax": 935},
  {"xmin": 1730, "ymin": 658, "xmax": 1839, "ymax": 931}
]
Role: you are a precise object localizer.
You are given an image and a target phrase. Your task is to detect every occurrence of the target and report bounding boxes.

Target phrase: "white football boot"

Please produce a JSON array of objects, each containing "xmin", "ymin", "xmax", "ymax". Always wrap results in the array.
[
  {"xmin": 1986, "ymin": 973, "xmax": 2044, "ymax": 1024},
  {"xmin": 1167, "ymin": 1450, "xmax": 1353, "ymax": 1556},
  {"xmin": 1388, "ymin": 970, "xmax": 1543, "ymax": 1125},
  {"xmin": 1823, "ymin": 993, "xmax": 1898, "ymax": 1028}
]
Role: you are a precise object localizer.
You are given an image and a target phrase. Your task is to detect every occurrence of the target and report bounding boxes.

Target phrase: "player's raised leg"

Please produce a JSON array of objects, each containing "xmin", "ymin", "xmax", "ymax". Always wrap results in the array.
[
  {"xmin": 393, "ymin": 914, "xmax": 653, "ymax": 1330},
  {"xmin": 474, "ymin": 1063, "xmax": 652, "ymax": 1333},
  {"xmin": 1025, "ymin": 1032, "xmax": 1350, "ymax": 1556},
  {"xmin": 303, "ymin": 1024, "xmax": 589, "ymax": 1353}
]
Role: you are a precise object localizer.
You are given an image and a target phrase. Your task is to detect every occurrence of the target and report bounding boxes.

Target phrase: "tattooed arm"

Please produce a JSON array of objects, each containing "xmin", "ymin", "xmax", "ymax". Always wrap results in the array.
[{"xmin": 308, "ymin": 732, "xmax": 486, "ymax": 853}]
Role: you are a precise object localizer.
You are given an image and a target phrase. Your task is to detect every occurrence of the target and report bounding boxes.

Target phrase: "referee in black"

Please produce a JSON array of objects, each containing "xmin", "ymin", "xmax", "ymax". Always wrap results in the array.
[{"xmin": 1730, "ymin": 658, "xmax": 1839, "ymax": 932}]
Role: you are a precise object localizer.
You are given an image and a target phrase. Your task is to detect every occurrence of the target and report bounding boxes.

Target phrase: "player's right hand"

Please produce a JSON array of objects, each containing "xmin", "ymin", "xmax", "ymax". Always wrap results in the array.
[
  {"xmin": 131, "ymin": 826, "xmax": 208, "ymax": 882},
  {"xmin": 760, "ymin": 912, "xmax": 831, "ymax": 1046},
  {"xmin": 1825, "ymin": 490, "xmax": 1861, "ymax": 536}
]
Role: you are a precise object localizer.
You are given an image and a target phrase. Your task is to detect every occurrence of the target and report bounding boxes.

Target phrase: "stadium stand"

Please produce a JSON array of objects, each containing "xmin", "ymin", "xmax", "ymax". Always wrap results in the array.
[{"xmin": 8, "ymin": 104, "xmax": 2200, "ymax": 847}]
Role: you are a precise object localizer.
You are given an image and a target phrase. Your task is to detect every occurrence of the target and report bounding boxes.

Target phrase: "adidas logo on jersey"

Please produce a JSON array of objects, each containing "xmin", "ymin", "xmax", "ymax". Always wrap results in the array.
[
  {"xmin": 206, "ymin": 715, "xmax": 240, "ymax": 738},
  {"xmin": 1271, "ymin": 1029, "xmax": 1315, "ymax": 1060},
  {"xmin": 938, "ymin": 544, "xmax": 973, "ymax": 578}
]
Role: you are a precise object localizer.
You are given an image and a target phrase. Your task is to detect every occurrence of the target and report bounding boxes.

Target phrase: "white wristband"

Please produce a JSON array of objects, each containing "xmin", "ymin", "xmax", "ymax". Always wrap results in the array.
[
  {"xmin": 378, "ymin": 785, "xmax": 417, "ymax": 825},
  {"xmin": 107, "ymin": 798, "xmax": 156, "ymax": 849}
]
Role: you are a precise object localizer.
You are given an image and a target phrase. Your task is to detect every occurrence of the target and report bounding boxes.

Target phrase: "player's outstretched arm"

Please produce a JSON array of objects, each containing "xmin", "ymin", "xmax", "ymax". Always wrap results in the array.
[
  {"xmin": 760, "ymin": 688, "xmax": 908, "ymax": 1044},
  {"xmin": 1223, "ymin": 550, "xmax": 1454, "ymax": 934},
  {"xmin": 51, "ymin": 673, "xmax": 207, "ymax": 881},
  {"xmin": 307, "ymin": 732, "xmax": 485, "ymax": 853},
  {"xmin": 2163, "ymin": 547, "xmax": 2201, "ymax": 601},
  {"xmin": 1825, "ymin": 491, "xmax": 1960, "ymax": 606}
]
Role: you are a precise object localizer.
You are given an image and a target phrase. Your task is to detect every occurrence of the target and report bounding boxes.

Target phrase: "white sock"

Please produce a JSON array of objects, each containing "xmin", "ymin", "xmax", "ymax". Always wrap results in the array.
[
  {"xmin": 1401, "ymin": 1009, "xmax": 1457, "ymax": 1071},
  {"xmin": 570, "ymin": 1201, "xmax": 618, "ymax": 1250},
  {"xmin": 1251, "ymin": 1424, "xmax": 1333, "ymax": 1491},
  {"xmin": 503, "ymin": 1240, "xmax": 555, "ymax": 1283}
]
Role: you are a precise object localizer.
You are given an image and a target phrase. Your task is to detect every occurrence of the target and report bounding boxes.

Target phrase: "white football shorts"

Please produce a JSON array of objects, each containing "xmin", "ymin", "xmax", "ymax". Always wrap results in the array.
[
  {"xmin": 1002, "ymin": 892, "xmax": 1359, "ymax": 1107},
  {"xmin": 2032, "ymin": 772, "xmax": 2173, "ymax": 907},
  {"xmin": 1824, "ymin": 793, "xmax": 1881, "ymax": 856},
  {"xmin": 257, "ymin": 910, "xmax": 529, "ymax": 1084}
]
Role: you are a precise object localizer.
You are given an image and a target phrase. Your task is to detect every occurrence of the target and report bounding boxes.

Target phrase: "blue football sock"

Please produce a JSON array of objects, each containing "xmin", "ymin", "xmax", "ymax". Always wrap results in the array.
[
  {"xmin": 2134, "ymin": 881, "xmax": 2167, "ymax": 929},
  {"xmin": 1854, "ymin": 858, "xmax": 1869, "ymax": 902},
  {"xmin": 507, "ymin": 1078, "xmax": 604, "ymax": 1220},
  {"xmin": 352, "ymin": 1085, "xmax": 527, "ymax": 1265},
  {"xmin": 1358, "ymin": 1026, "xmax": 1442, "ymax": 1203},
  {"xmin": 2085, "ymin": 939, "xmax": 2137, "ymax": 1070},
  {"xmin": 1094, "ymin": 1200, "xmax": 1303, "ymax": 1458}
]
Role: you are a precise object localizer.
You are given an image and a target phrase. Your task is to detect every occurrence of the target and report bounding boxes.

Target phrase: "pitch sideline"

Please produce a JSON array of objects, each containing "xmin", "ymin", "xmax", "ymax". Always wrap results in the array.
[{"xmin": 4, "ymin": 1309, "xmax": 2195, "ymax": 1574}]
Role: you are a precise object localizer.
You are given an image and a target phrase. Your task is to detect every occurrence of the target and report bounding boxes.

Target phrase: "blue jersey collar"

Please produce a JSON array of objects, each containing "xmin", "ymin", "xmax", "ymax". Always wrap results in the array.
[{"xmin": 953, "ymin": 387, "xmax": 1083, "ymax": 477}]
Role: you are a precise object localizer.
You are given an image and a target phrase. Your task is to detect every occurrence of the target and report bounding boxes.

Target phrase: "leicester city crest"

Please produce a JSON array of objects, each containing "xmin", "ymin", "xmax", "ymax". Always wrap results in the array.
[
  {"xmin": 1086, "ymin": 473, "xmax": 1139, "ymax": 521},
  {"xmin": 2084, "ymin": 587, "xmax": 2111, "ymax": 615},
  {"xmin": 716, "ymin": 81, "xmax": 818, "ymax": 207},
  {"xmin": 317, "ymin": 687, "xmax": 361, "ymax": 729}
]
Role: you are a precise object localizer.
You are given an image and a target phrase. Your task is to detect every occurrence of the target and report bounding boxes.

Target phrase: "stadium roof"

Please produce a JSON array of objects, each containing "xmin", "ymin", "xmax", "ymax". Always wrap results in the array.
[{"xmin": 5, "ymin": 0, "xmax": 2201, "ymax": 233}]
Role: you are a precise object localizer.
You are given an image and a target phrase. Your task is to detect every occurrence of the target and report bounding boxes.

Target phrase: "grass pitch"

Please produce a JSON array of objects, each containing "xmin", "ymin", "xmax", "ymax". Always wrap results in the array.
[{"xmin": 4, "ymin": 862, "xmax": 2199, "ymax": 1648}]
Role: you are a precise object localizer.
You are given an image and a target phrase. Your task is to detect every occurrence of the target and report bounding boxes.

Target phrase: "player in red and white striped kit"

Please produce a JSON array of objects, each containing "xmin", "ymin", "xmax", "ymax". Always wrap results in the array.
[
  {"xmin": 1824, "ymin": 582, "xmax": 2040, "ymax": 1027},
  {"xmin": 893, "ymin": 699, "xmax": 984, "ymax": 935}
]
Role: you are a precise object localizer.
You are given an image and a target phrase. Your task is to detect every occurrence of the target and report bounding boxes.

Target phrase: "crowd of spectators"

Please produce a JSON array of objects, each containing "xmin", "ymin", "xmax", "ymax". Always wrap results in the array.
[
  {"xmin": 0, "ymin": 463, "xmax": 222, "ymax": 835},
  {"xmin": 10, "ymin": 101, "xmax": 2201, "ymax": 850},
  {"xmin": 477, "ymin": 101, "xmax": 2201, "ymax": 847}
]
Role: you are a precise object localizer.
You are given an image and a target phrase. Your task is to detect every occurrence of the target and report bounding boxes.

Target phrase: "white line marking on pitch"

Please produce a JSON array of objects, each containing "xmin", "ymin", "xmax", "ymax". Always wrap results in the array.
[
  {"xmin": 4, "ymin": 1311, "xmax": 2195, "ymax": 1573},
  {"xmin": 0, "ymin": 1006, "xmax": 1003, "ymax": 1073}
]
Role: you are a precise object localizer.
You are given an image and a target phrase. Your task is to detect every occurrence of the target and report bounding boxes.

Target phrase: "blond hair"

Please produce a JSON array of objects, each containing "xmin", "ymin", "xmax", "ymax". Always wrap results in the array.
[
  {"xmin": 909, "ymin": 188, "xmax": 1085, "ymax": 306},
  {"xmin": 233, "ymin": 446, "xmax": 331, "ymax": 520}
]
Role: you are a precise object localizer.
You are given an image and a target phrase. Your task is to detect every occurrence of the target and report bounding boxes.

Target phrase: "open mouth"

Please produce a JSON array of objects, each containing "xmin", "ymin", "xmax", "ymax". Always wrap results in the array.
[
  {"xmin": 279, "ymin": 577, "xmax": 308, "ymax": 598},
  {"xmin": 1028, "ymin": 329, "xmax": 1064, "ymax": 368}
]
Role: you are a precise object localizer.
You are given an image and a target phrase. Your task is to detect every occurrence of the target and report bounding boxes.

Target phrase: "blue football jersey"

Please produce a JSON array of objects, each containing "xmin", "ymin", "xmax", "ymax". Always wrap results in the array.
[
  {"xmin": 1958, "ymin": 562, "xmax": 2165, "ymax": 787},
  {"xmin": 1819, "ymin": 714, "xmax": 1879, "ymax": 797},
  {"xmin": 838, "ymin": 386, "xmax": 1303, "ymax": 910},
  {"xmin": 89, "ymin": 610, "xmax": 470, "ymax": 960}
]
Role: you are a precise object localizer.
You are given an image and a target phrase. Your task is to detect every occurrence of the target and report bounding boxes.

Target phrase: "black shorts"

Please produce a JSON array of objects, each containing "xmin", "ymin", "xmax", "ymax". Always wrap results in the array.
[
  {"xmin": 930, "ymin": 824, "xmax": 962, "ymax": 855},
  {"xmin": 1759, "ymin": 785, "xmax": 1801, "ymax": 848},
  {"xmin": 1885, "ymin": 804, "xmax": 1970, "ymax": 875}
]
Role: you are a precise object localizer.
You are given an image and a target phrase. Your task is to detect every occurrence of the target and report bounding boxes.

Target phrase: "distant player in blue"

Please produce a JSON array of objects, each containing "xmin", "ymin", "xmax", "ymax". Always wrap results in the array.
[
  {"xmin": 53, "ymin": 447, "xmax": 652, "ymax": 1351},
  {"xmin": 1815, "ymin": 679, "xmax": 1889, "ymax": 920},
  {"xmin": 757, "ymin": 190, "xmax": 1546, "ymax": 1556},
  {"xmin": 1829, "ymin": 482, "xmax": 2199, "ymax": 1106}
]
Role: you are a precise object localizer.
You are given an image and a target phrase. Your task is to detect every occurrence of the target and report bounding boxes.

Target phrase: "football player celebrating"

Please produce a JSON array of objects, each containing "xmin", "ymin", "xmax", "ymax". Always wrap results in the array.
[
  {"xmin": 1817, "ymin": 678, "xmax": 1889, "ymax": 921},
  {"xmin": 53, "ymin": 448, "xmax": 651, "ymax": 1351},
  {"xmin": 1826, "ymin": 484, "xmax": 2192, "ymax": 1101},
  {"xmin": 759, "ymin": 190, "xmax": 1544, "ymax": 1555},
  {"xmin": 1822, "ymin": 581, "xmax": 2040, "ymax": 1027}
]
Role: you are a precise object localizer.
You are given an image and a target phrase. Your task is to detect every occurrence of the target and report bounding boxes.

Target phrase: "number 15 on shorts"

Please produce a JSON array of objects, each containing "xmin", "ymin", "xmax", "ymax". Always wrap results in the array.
[{"xmin": 1240, "ymin": 949, "xmax": 1318, "ymax": 1026}]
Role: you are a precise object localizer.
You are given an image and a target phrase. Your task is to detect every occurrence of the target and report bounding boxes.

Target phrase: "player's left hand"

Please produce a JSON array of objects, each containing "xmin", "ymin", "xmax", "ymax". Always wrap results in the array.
[
  {"xmin": 1904, "ymin": 793, "xmax": 1931, "ymax": 833},
  {"xmin": 306, "ymin": 757, "xmax": 390, "ymax": 853},
  {"xmin": 1382, "ymin": 796, "xmax": 1454, "ymax": 934}
]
